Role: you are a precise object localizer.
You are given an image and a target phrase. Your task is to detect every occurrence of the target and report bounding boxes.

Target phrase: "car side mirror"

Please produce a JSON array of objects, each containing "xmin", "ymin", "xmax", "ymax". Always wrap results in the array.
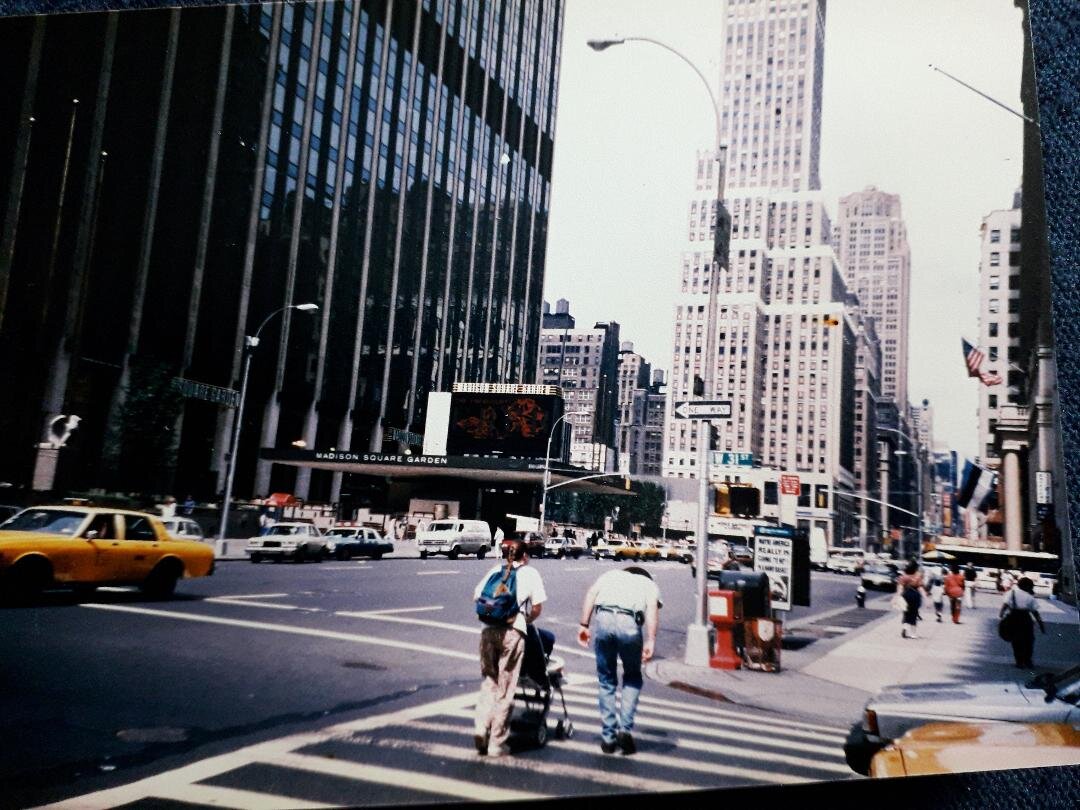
[{"xmin": 86, "ymin": 530, "xmax": 99, "ymax": 541}]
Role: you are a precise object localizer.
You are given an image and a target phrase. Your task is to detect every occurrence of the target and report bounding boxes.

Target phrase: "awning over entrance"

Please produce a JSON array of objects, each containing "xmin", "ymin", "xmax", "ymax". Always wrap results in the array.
[{"xmin": 259, "ymin": 448, "xmax": 633, "ymax": 496}]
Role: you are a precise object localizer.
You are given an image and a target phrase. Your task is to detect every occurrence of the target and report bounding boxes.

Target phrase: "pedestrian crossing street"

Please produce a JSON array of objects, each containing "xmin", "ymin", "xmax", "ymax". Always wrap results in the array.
[{"xmin": 39, "ymin": 676, "xmax": 855, "ymax": 809}]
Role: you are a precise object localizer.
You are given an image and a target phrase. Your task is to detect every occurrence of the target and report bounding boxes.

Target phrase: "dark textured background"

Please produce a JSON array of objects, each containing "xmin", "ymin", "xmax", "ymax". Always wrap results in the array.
[{"xmin": 2, "ymin": 0, "xmax": 1078, "ymax": 806}]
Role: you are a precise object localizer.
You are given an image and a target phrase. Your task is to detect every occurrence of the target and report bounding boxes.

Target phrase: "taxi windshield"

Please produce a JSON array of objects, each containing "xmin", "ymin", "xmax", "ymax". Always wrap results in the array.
[{"xmin": 1, "ymin": 509, "xmax": 87, "ymax": 536}]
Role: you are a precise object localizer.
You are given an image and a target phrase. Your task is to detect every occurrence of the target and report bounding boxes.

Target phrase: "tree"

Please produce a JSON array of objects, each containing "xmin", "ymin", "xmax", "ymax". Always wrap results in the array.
[{"xmin": 116, "ymin": 358, "xmax": 184, "ymax": 496}]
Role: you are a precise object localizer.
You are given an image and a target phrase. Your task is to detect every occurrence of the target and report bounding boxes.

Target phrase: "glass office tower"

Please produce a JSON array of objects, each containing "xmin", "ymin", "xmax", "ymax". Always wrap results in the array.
[{"xmin": 0, "ymin": 0, "xmax": 564, "ymax": 502}]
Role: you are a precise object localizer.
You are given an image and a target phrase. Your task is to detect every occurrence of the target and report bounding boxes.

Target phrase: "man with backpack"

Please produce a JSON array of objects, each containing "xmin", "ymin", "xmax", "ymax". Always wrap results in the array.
[{"xmin": 472, "ymin": 538, "xmax": 547, "ymax": 757}]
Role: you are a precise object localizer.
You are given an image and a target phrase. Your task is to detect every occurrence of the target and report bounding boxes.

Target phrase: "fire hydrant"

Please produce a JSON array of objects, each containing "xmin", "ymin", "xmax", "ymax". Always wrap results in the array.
[{"xmin": 855, "ymin": 585, "xmax": 866, "ymax": 609}]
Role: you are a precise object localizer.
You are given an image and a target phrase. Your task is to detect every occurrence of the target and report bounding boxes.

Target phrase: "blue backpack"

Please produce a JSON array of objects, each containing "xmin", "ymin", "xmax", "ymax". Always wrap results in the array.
[{"xmin": 476, "ymin": 564, "xmax": 519, "ymax": 625}]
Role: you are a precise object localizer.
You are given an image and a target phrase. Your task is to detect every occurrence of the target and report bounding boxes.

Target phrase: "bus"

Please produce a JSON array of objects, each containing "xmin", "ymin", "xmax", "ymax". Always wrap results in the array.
[{"xmin": 932, "ymin": 544, "xmax": 1060, "ymax": 597}]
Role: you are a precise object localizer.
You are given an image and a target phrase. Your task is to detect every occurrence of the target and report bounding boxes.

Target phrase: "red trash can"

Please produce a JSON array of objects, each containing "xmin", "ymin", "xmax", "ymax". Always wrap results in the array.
[{"xmin": 708, "ymin": 589, "xmax": 743, "ymax": 670}]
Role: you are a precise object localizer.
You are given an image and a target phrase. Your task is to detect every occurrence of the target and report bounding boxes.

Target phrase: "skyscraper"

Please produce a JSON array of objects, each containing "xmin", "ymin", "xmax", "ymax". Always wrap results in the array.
[
  {"xmin": 0, "ymin": 0, "xmax": 564, "ymax": 503},
  {"xmin": 663, "ymin": 0, "xmax": 860, "ymax": 543},
  {"xmin": 977, "ymin": 193, "xmax": 1023, "ymax": 462},
  {"xmin": 832, "ymin": 186, "xmax": 912, "ymax": 408}
]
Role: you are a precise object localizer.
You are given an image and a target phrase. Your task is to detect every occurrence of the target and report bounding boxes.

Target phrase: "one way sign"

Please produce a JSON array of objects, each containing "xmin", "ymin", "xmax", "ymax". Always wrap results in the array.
[{"xmin": 673, "ymin": 400, "xmax": 733, "ymax": 419}]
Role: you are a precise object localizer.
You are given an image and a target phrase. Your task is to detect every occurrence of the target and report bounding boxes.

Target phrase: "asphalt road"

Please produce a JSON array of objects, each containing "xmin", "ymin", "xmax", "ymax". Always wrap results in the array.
[{"xmin": 0, "ymin": 557, "xmax": 866, "ymax": 808}]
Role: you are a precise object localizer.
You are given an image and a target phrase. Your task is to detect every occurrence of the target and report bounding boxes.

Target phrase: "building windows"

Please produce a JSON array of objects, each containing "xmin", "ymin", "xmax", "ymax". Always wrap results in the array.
[
  {"xmin": 989, "ymin": 229, "xmax": 1001, "ymax": 243},
  {"xmin": 989, "ymin": 252, "xmax": 1000, "ymax": 267}
]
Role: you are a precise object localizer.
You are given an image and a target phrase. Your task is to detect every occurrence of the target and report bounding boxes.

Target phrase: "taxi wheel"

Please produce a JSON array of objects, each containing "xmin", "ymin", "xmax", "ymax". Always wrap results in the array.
[
  {"xmin": 142, "ymin": 562, "xmax": 180, "ymax": 600},
  {"xmin": 2, "ymin": 558, "xmax": 52, "ymax": 604}
]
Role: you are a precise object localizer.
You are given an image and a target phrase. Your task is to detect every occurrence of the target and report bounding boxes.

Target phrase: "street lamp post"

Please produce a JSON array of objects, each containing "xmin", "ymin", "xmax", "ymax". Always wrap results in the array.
[
  {"xmin": 217, "ymin": 303, "xmax": 319, "ymax": 541},
  {"xmin": 588, "ymin": 36, "xmax": 729, "ymax": 667},
  {"xmin": 540, "ymin": 410, "xmax": 589, "ymax": 533},
  {"xmin": 879, "ymin": 426, "xmax": 924, "ymax": 561}
]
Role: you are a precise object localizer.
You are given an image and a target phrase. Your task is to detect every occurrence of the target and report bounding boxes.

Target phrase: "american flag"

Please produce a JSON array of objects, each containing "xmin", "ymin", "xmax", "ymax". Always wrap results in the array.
[{"xmin": 962, "ymin": 338, "xmax": 1002, "ymax": 386}]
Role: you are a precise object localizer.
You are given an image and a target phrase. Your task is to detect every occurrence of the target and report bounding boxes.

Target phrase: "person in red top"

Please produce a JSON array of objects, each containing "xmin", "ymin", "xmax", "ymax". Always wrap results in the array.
[{"xmin": 943, "ymin": 563, "xmax": 966, "ymax": 624}]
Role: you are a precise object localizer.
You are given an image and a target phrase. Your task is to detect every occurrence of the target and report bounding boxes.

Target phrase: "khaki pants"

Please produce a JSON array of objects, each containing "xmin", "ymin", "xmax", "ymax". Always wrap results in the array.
[{"xmin": 475, "ymin": 625, "xmax": 525, "ymax": 753}]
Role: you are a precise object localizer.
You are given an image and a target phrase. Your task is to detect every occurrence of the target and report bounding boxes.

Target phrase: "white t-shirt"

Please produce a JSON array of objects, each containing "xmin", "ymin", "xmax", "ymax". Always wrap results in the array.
[
  {"xmin": 592, "ymin": 569, "xmax": 661, "ymax": 614},
  {"xmin": 474, "ymin": 562, "xmax": 547, "ymax": 635},
  {"xmin": 1004, "ymin": 588, "xmax": 1038, "ymax": 611}
]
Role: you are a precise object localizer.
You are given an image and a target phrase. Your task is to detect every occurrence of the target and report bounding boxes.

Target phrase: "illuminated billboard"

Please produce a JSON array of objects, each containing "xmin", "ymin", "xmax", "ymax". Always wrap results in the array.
[{"xmin": 445, "ymin": 392, "xmax": 564, "ymax": 458}]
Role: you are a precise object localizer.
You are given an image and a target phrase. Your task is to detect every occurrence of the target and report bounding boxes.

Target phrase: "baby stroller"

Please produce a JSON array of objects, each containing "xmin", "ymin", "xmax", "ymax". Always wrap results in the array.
[{"xmin": 511, "ymin": 624, "xmax": 574, "ymax": 748}]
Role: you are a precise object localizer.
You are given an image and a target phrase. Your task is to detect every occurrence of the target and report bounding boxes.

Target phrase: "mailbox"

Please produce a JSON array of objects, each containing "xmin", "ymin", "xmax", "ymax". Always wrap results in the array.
[{"xmin": 707, "ymin": 589, "xmax": 743, "ymax": 670}]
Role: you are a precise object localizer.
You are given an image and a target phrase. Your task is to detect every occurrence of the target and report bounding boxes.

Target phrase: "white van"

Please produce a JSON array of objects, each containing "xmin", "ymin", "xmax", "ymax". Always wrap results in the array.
[{"xmin": 416, "ymin": 519, "xmax": 492, "ymax": 559}]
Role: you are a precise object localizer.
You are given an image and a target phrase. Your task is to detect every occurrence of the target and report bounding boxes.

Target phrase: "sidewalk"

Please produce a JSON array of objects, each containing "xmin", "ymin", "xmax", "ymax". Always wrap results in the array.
[{"xmin": 646, "ymin": 594, "xmax": 1080, "ymax": 724}]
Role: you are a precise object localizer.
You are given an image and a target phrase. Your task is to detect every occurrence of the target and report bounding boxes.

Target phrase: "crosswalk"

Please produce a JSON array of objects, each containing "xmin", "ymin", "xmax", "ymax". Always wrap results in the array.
[{"xmin": 38, "ymin": 676, "xmax": 854, "ymax": 808}]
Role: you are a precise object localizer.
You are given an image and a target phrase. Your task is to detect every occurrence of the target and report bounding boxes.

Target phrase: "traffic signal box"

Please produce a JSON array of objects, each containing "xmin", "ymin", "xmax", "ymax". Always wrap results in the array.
[{"xmin": 714, "ymin": 483, "xmax": 761, "ymax": 518}]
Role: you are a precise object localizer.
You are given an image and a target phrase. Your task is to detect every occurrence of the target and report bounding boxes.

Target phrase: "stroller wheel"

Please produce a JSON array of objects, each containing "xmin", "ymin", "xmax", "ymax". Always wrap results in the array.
[{"xmin": 534, "ymin": 721, "xmax": 548, "ymax": 748}]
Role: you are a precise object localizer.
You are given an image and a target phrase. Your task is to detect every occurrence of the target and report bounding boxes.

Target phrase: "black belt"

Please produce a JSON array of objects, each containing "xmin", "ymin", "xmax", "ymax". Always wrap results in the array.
[{"xmin": 595, "ymin": 605, "xmax": 638, "ymax": 617}]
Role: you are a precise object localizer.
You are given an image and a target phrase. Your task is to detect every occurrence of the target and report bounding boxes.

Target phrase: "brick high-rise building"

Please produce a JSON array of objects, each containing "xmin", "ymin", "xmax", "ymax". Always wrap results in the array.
[
  {"xmin": 662, "ymin": 0, "xmax": 860, "ymax": 543},
  {"xmin": 832, "ymin": 187, "xmax": 912, "ymax": 408}
]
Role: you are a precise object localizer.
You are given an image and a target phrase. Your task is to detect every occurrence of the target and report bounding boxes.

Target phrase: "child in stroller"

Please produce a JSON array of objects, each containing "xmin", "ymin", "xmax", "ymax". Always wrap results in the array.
[{"xmin": 511, "ymin": 623, "xmax": 574, "ymax": 748}]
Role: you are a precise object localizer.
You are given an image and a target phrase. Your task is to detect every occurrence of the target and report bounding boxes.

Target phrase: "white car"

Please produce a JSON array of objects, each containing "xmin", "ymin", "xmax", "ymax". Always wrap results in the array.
[
  {"xmin": 844, "ymin": 665, "xmax": 1080, "ymax": 775},
  {"xmin": 324, "ymin": 526, "xmax": 394, "ymax": 560},
  {"xmin": 543, "ymin": 537, "xmax": 584, "ymax": 559},
  {"xmin": 160, "ymin": 516, "xmax": 206, "ymax": 542},
  {"xmin": 246, "ymin": 522, "xmax": 328, "ymax": 563}
]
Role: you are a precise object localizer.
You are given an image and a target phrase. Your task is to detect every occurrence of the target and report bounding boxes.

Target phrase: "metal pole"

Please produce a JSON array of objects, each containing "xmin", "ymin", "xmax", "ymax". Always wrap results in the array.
[{"xmin": 218, "ymin": 342, "xmax": 253, "ymax": 541}]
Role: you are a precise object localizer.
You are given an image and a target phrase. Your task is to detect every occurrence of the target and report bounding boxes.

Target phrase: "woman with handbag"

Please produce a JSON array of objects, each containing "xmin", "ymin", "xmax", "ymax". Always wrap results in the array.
[
  {"xmin": 999, "ymin": 577, "xmax": 1046, "ymax": 668},
  {"xmin": 896, "ymin": 560, "xmax": 927, "ymax": 639}
]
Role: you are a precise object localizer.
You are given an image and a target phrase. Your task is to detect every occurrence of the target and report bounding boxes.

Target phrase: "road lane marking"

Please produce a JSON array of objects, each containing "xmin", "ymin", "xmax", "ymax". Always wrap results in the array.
[
  {"xmin": 358, "ymin": 606, "xmax": 444, "ymax": 615},
  {"xmin": 80, "ymin": 604, "xmax": 476, "ymax": 661},
  {"xmin": 146, "ymin": 783, "xmax": 338, "ymax": 809},
  {"xmin": 333, "ymin": 611, "xmax": 595, "ymax": 660},
  {"xmin": 321, "ymin": 565, "xmax": 370, "ymax": 571},
  {"xmin": 268, "ymin": 751, "xmax": 548, "ymax": 802},
  {"xmin": 205, "ymin": 597, "xmax": 322, "ymax": 612},
  {"xmin": 437, "ymin": 709, "xmax": 814, "ymax": 785},
  {"xmin": 563, "ymin": 566, "xmax": 591, "ymax": 572},
  {"xmin": 37, "ymin": 691, "xmax": 482, "ymax": 810},
  {"xmin": 416, "ymin": 570, "xmax": 460, "ymax": 576},
  {"xmin": 562, "ymin": 681, "xmax": 849, "ymax": 736},
  {"xmin": 392, "ymin": 724, "xmax": 697, "ymax": 793},
  {"xmin": 552, "ymin": 692, "xmax": 841, "ymax": 755},
  {"xmin": 216, "ymin": 593, "xmax": 291, "ymax": 600}
]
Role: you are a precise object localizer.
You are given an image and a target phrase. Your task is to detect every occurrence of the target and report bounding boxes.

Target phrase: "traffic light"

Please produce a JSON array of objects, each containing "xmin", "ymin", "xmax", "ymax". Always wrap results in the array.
[
  {"xmin": 693, "ymin": 375, "xmax": 705, "ymax": 396},
  {"xmin": 714, "ymin": 483, "xmax": 731, "ymax": 515},
  {"xmin": 730, "ymin": 485, "xmax": 761, "ymax": 518},
  {"xmin": 709, "ymin": 424, "xmax": 720, "ymax": 450},
  {"xmin": 624, "ymin": 476, "xmax": 631, "ymax": 491}
]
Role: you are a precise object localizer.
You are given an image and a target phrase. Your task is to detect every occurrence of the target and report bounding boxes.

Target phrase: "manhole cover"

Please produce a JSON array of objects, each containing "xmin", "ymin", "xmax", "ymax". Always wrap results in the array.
[{"xmin": 116, "ymin": 727, "xmax": 189, "ymax": 743}]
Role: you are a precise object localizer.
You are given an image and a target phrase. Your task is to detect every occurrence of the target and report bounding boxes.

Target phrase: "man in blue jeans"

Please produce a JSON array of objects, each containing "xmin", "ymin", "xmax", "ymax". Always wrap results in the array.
[{"xmin": 577, "ymin": 566, "xmax": 661, "ymax": 755}]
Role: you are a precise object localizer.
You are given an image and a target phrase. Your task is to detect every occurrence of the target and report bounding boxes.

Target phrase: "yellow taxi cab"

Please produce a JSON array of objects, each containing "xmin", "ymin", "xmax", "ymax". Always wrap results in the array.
[
  {"xmin": 613, "ymin": 540, "xmax": 644, "ymax": 561},
  {"xmin": 636, "ymin": 540, "xmax": 661, "ymax": 562},
  {"xmin": 0, "ymin": 505, "xmax": 215, "ymax": 601},
  {"xmin": 869, "ymin": 721, "xmax": 1080, "ymax": 778}
]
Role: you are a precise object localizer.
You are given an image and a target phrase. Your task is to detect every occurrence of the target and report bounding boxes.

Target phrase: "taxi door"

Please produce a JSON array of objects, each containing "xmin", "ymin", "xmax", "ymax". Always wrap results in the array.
[
  {"xmin": 76, "ymin": 513, "xmax": 127, "ymax": 581},
  {"xmin": 116, "ymin": 514, "xmax": 166, "ymax": 581}
]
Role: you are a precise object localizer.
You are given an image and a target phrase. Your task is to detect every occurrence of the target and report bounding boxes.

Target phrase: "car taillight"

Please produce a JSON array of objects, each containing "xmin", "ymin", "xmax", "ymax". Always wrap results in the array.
[{"xmin": 864, "ymin": 709, "xmax": 879, "ymax": 735}]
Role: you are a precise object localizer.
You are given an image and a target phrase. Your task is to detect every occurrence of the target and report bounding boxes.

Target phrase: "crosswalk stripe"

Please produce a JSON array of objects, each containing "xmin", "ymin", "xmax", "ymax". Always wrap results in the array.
[
  {"xmin": 562, "ymin": 682, "xmax": 848, "ymax": 737},
  {"xmin": 348, "ymin": 725, "xmax": 696, "ymax": 794},
  {"xmin": 205, "ymin": 597, "xmax": 322, "ymax": 612},
  {"xmin": 437, "ymin": 710, "xmax": 814, "ymax": 786},
  {"xmin": 548, "ymin": 694, "xmax": 842, "ymax": 756},
  {"xmin": 147, "ymin": 782, "xmax": 339, "ymax": 809},
  {"xmin": 268, "ymin": 751, "xmax": 549, "ymax": 802},
  {"xmin": 416, "ymin": 716, "xmax": 850, "ymax": 779}
]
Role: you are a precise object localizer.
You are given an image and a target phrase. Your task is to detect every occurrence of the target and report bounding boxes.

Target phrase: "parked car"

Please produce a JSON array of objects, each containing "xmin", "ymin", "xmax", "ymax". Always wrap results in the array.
[
  {"xmin": 324, "ymin": 526, "xmax": 394, "ymax": 560},
  {"xmin": 543, "ymin": 536, "xmax": 584, "ymax": 559},
  {"xmin": 0, "ymin": 505, "xmax": 214, "ymax": 601},
  {"xmin": 417, "ymin": 519, "xmax": 492, "ymax": 559},
  {"xmin": 502, "ymin": 531, "xmax": 546, "ymax": 558},
  {"xmin": 729, "ymin": 543, "xmax": 755, "ymax": 567},
  {"xmin": 870, "ymin": 721, "xmax": 1080, "ymax": 778},
  {"xmin": 160, "ymin": 516, "xmax": 206, "ymax": 542},
  {"xmin": 860, "ymin": 561, "xmax": 899, "ymax": 591},
  {"xmin": 594, "ymin": 537, "xmax": 627, "ymax": 560},
  {"xmin": 827, "ymin": 549, "xmax": 866, "ymax": 575},
  {"xmin": 844, "ymin": 664, "xmax": 1080, "ymax": 775},
  {"xmin": 613, "ymin": 540, "xmax": 646, "ymax": 562},
  {"xmin": 246, "ymin": 522, "xmax": 328, "ymax": 563}
]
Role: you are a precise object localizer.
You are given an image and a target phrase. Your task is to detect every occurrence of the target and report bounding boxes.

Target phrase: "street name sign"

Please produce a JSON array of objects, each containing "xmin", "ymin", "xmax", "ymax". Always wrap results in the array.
[
  {"xmin": 673, "ymin": 400, "xmax": 732, "ymax": 419},
  {"xmin": 712, "ymin": 451, "xmax": 753, "ymax": 467},
  {"xmin": 173, "ymin": 378, "xmax": 239, "ymax": 408}
]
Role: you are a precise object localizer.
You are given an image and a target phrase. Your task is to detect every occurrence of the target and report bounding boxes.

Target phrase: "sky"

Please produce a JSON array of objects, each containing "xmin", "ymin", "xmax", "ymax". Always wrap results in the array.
[{"xmin": 543, "ymin": 0, "xmax": 1026, "ymax": 462}]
